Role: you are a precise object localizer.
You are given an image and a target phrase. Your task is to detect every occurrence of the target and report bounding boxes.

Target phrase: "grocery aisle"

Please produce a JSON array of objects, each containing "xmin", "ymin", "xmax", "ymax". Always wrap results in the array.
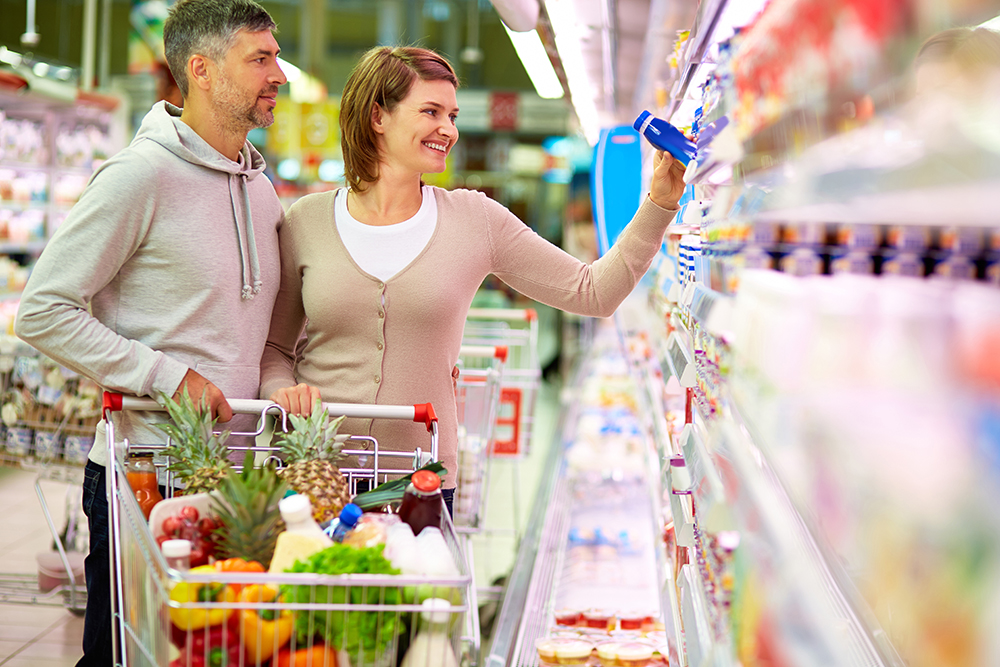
[{"xmin": 0, "ymin": 466, "xmax": 84, "ymax": 665}]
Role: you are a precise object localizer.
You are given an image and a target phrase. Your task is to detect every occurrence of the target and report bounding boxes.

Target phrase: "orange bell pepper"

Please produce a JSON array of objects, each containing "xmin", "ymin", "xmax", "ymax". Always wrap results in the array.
[
  {"xmin": 238, "ymin": 584, "xmax": 293, "ymax": 664},
  {"xmin": 274, "ymin": 642, "xmax": 338, "ymax": 667},
  {"xmin": 213, "ymin": 557, "xmax": 265, "ymax": 595}
]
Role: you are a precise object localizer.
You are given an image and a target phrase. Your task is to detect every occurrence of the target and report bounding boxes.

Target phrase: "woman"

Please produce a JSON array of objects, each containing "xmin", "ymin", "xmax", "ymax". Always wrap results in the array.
[{"xmin": 260, "ymin": 46, "xmax": 686, "ymax": 505}]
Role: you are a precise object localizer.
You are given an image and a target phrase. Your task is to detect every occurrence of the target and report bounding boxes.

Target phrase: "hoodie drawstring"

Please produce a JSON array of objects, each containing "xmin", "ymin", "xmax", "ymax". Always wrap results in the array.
[{"xmin": 230, "ymin": 173, "xmax": 262, "ymax": 300}]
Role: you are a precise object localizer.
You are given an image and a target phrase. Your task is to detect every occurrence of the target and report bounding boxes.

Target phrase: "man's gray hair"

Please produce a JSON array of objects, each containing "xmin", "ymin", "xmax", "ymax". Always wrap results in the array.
[{"xmin": 164, "ymin": 0, "xmax": 276, "ymax": 96}]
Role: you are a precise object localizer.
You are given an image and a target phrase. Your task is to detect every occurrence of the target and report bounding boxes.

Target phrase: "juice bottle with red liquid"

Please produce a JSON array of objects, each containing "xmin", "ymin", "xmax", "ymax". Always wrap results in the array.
[
  {"xmin": 125, "ymin": 452, "xmax": 162, "ymax": 520},
  {"xmin": 398, "ymin": 470, "xmax": 443, "ymax": 536}
]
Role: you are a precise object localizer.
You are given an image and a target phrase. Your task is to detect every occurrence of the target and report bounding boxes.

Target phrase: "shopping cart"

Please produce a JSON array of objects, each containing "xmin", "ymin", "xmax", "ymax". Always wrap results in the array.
[
  {"xmin": 102, "ymin": 393, "xmax": 475, "ymax": 667},
  {"xmin": 463, "ymin": 308, "xmax": 541, "ymax": 458},
  {"xmin": 453, "ymin": 344, "xmax": 506, "ymax": 529}
]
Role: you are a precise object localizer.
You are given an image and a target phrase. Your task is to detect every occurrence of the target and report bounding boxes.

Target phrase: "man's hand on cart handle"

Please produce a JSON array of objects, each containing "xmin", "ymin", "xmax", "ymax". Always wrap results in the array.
[
  {"xmin": 269, "ymin": 383, "xmax": 322, "ymax": 416},
  {"xmin": 174, "ymin": 369, "xmax": 233, "ymax": 423}
]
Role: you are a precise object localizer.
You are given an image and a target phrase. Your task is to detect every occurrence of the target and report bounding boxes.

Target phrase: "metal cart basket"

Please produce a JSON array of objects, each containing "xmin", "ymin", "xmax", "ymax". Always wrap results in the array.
[{"xmin": 102, "ymin": 393, "xmax": 475, "ymax": 667}]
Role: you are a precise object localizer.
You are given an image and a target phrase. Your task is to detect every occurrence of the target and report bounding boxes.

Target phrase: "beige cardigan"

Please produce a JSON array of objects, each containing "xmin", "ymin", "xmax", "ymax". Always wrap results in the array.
[{"xmin": 260, "ymin": 187, "xmax": 676, "ymax": 488}]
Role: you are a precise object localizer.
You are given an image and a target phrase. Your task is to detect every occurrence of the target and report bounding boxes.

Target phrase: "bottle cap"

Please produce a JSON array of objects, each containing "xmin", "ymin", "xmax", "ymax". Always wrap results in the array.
[
  {"xmin": 161, "ymin": 539, "xmax": 191, "ymax": 558},
  {"xmin": 411, "ymin": 470, "xmax": 440, "ymax": 493},
  {"xmin": 420, "ymin": 597, "xmax": 453, "ymax": 624},
  {"xmin": 339, "ymin": 503, "xmax": 363, "ymax": 527},
  {"xmin": 278, "ymin": 494, "xmax": 313, "ymax": 523},
  {"xmin": 633, "ymin": 109, "xmax": 652, "ymax": 132}
]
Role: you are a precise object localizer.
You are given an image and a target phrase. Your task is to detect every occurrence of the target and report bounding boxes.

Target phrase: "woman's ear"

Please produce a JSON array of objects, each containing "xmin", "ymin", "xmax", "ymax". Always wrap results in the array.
[{"xmin": 371, "ymin": 103, "xmax": 385, "ymax": 134}]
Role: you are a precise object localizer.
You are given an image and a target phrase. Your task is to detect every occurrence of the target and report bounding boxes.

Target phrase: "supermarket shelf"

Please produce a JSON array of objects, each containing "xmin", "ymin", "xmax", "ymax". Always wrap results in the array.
[
  {"xmin": 712, "ymin": 411, "xmax": 899, "ymax": 667},
  {"xmin": 678, "ymin": 424, "xmax": 732, "ymax": 533},
  {"xmin": 678, "ymin": 563, "xmax": 734, "ymax": 667},
  {"xmin": 668, "ymin": 0, "xmax": 728, "ymax": 116},
  {"xmin": 758, "ymin": 178, "xmax": 1000, "ymax": 227},
  {"xmin": 660, "ymin": 331, "xmax": 696, "ymax": 389}
]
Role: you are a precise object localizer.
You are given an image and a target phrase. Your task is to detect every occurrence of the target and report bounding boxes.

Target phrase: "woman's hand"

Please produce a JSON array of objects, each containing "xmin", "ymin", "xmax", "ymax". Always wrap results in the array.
[
  {"xmin": 269, "ymin": 383, "xmax": 322, "ymax": 416},
  {"xmin": 649, "ymin": 150, "xmax": 687, "ymax": 211}
]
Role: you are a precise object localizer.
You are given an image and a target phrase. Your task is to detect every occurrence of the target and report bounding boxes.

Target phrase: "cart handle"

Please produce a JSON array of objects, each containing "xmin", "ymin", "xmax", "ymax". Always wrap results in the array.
[
  {"xmin": 467, "ymin": 307, "xmax": 537, "ymax": 322},
  {"xmin": 102, "ymin": 392, "xmax": 438, "ymax": 432},
  {"xmin": 459, "ymin": 344, "xmax": 508, "ymax": 362}
]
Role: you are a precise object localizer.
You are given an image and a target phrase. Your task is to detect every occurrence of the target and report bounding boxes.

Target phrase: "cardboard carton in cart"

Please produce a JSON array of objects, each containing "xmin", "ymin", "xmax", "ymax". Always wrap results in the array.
[{"xmin": 101, "ymin": 392, "xmax": 478, "ymax": 667}]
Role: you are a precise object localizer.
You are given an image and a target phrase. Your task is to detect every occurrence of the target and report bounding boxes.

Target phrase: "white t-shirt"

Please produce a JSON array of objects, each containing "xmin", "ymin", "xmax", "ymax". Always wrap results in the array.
[{"xmin": 335, "ymin": 187, "xmax": 437, "ymax": 282}]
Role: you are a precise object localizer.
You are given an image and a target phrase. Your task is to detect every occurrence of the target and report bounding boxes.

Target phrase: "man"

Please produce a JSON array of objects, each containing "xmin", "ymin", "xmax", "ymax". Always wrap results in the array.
[{"xmin": 14, "ymin": 0, "xmax": 287, "ymax": 663}]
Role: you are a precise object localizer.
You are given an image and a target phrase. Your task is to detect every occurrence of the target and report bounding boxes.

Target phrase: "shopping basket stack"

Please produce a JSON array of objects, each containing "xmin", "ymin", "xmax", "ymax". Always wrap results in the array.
[{"xmin": 103, "ymin": 394, "xmax": 476, "ymax": 667}]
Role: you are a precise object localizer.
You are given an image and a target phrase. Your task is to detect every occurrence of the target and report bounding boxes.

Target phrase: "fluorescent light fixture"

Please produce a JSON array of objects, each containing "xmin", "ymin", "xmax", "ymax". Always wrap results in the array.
[
  {"xmin": 504, "ymin": 24, "xmax": 564, "ymax": 99},
  {"xmin": 545, "ymin": 0, "xmax": 601, "ymax": 144},
  {"xmin": 278, "ymin": 57, "xmax": 302, "ymax": 83},
  {"xmin": 980, "ymin": 15, "xmax": 1000, "ymax": 30}
]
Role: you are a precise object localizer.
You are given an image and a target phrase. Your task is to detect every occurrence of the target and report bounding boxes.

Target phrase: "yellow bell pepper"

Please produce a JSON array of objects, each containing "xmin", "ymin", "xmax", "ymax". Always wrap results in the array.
[
  {"xmin": 239, "ymin": 584, "xmax": 293, "ymax": 663},
  {"xmin": 168, "ymin": 564, "xmax": 236, "ymax": 631}
]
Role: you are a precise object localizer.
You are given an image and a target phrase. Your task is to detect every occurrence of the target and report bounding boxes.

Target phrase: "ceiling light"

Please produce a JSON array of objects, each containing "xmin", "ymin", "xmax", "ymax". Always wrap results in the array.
[
  {"xmin": 980, "ymin": 15, "xmax": 1000, "ymax": 30},
  {"xmin": 504, "ymin": 25, "xmax": 564, "ymax": 99},
  {"xmin": 545, "ymin": 0, "xmax": 601, "ymax": 144}
]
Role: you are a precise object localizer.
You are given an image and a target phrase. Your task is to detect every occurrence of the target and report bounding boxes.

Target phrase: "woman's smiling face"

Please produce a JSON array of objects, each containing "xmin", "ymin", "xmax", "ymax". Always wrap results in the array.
[{"xmin": 375, "ymin": 77, "xmax": 459, "ymax": 176}]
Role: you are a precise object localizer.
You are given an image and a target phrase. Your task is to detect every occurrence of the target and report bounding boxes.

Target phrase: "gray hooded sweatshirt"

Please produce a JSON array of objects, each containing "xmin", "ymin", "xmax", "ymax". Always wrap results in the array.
[{"xmin": 15, "ymin": 102, "xmax": 282, "ymax": 464}]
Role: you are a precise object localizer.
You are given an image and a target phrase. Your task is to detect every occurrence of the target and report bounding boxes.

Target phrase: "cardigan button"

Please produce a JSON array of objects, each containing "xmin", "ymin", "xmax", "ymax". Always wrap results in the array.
[
  {"xmin": 378, "ymin": 282, "xmax": 385, "ymax": 289},
  {"xmin": 378, "ymin": 310, "xmax": 384, "ymax": 318},
  {"xmin": 377, "ymin": 342, "xmax": 383, "ymax": 350},
  {"xmin": 374, "ymin": 375, "xmax": 381, "ymax": 384}
]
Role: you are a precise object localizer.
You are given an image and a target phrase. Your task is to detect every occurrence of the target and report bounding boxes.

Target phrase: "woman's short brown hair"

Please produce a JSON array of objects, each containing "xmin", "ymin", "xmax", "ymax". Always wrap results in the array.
[{"xmin": 340, "ymin": 46, "xmax": 459, "ymax": 191}]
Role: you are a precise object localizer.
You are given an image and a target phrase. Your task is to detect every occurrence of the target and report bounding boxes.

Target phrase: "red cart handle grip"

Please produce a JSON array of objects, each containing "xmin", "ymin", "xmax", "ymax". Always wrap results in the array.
[{"xmin": 413, "ymin": 403, "xmax": 437, "ymax": 432}]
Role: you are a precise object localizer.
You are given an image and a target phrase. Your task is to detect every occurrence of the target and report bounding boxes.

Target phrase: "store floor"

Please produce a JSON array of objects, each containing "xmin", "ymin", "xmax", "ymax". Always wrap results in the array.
[
  {"xmin": 0, "ymin": 385, "xmax": 561, "ymax": 666},
  {"xmin": 0, "ymin": 466, "xmax": 85, "ymax": 666}
]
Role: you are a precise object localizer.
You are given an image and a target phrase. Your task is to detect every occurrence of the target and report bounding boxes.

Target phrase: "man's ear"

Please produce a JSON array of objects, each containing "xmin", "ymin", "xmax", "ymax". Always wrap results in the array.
[
  {"xmin": 188, "ymin": 54, "xmax": 213, "ymax": 92},
  {"xmin": 371, "ymin": 103, "xmax": 385, "ymax": 134}
]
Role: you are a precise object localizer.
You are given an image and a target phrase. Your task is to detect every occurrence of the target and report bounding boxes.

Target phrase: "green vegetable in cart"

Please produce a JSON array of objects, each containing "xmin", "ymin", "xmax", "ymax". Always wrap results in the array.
[{"xmin": 280, "ymin": 543, "xmax": 403, "ymax": 663}]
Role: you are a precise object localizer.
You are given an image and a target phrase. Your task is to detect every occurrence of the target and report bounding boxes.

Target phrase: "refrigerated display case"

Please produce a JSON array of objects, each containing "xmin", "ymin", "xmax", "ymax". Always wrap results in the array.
[{"xmin": 491, "ymin": 1, "xmax": 1000, "ymax": 665}]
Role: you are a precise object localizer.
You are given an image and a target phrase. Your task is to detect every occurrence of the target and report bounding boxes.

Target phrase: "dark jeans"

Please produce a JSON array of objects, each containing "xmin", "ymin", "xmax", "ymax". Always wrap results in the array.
[
  {"xmin": 442, "ymin": 487, "xmax": 455, "ymax": 517},
  {"xmin": 79, "ymin": 460, "xmax": 113, "ymax": 667}
]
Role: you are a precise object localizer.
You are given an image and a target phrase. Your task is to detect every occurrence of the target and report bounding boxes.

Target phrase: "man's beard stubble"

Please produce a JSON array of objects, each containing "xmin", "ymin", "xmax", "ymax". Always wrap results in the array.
[{"xmin": 213, "ymin": 72, "xmax": 277, "ymax": 136}]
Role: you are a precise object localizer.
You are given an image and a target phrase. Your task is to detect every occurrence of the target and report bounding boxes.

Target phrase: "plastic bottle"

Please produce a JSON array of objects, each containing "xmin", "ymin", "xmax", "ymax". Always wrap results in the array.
[
  {"xmin": 161, "ymin": 539, "xmax": 191, "ymax": 571},
  {"xmin": 126, "ymin": 452, "xmax": 163, "ymax": 520},
  {"xmin": 400, "ymin": 598, "xmax": 460, "ymax": 667},
  {"xmin": 398, "ymin": 470, "xmax": 443, "ymax": 536},
  {"xmin": 326, "ymin": 503, "xmax": 363, "ymax": 543},
  {"xmin": 414, "ymin": 527, "xmax": 459, "ymax": 577},
  {"xmin": 268, "ymin": 494, "xmax": 333, "ymax": 574},
  {"xmin": 633, "ymin": 111, "xmax": 697, "ymax": 166}
]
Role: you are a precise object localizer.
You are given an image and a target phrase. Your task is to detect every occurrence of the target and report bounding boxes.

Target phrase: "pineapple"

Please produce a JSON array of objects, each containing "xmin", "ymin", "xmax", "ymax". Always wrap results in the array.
[
  {"xmin": 155, "ymin": 388, "xmax": 232, "ymax": 495},
  {"xmin": 212, "ymin": 454, "xmax": 288, "ymax": 568},
  {"xmin": 273, "ymin": 403, "xmax": 352, "ymax": 524}
]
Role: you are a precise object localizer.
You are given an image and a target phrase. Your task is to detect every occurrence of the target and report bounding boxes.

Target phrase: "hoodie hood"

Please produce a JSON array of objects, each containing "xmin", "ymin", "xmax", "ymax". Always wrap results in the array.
[{"xmin": 133, "ymin": 101, "xmax": 266, "ymax": 299}]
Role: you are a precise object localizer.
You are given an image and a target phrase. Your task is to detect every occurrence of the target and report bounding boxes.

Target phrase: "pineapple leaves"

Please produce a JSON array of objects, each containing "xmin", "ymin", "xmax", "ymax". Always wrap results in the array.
[
  {"xmin": 211, "ymin": 452, "xmax": 288, "ymax": 567},
  {"xmin": 155, "ymin": 387, "xmax": 233, "ymax": 494}
]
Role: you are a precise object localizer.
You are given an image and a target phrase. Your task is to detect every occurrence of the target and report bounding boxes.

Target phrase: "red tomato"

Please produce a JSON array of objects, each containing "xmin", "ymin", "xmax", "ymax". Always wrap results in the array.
[
  {"xmin": 162, "ymin": 515, "xmax": 182, "ymax": 536},
  {"xmin": 197, "ymin": 517, "xmax": 217, "ymax": 535},
  {"xmin": 179, "ymin": 506, "xmax": 199, "ymax": 523},
  {"xmin": 156, "ymin": 535, "xmax": 170, "ymax": 548}
]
